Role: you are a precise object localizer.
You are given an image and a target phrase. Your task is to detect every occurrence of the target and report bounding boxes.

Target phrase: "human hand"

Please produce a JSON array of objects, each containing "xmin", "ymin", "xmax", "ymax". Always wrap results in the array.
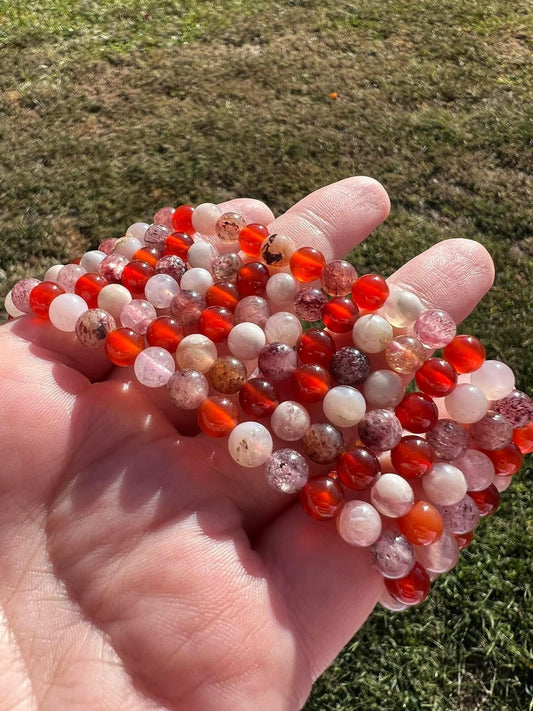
[{"xmin": 0, "ymin": 177, "xmax": 494, "ymax": 710}]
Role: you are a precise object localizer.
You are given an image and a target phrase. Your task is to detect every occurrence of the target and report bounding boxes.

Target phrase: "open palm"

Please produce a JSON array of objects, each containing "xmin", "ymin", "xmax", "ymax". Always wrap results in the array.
[{"xmin": 0, "ymin": 177, "xmax": 494, "ymax": 710}]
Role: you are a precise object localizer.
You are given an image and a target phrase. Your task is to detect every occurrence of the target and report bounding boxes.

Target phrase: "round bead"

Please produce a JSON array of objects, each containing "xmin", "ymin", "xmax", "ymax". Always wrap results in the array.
[
  {"xmin": 469, "ymin": 485, "xmax": 500, "ymax": 517},
  {"xmin": 125, "ymin": 222, "xmax": 150, "ymax": 241},
  {"xmin": 470, "ymin": 412, "xmax": 513, "ymax": 450},
  {"xmin": 264, "ymin": 449, "xmax": 309, "ymax": 494},
  {"xmin": 208, "ymin": 356, "xmax": 247, "ymax": 394},
  {"xmin": 493, "ymin": 475, "xmax": 513, "ymax": 493},
  {"xmin": 391, "ymin": 436, "xmax": 435, "ymax": 480},
  {"xmin": 266, "ymin": 272, "xmax": 298, "ymax": 305},
  {"xmin": 215, "ymin": 211, "xmax": 246, "ymax": 242},
  {"xmin": 113, "ymin": 236, "xmax": 143, "ymax": 259},
  {"xmin": 513, "ymin": 421, "xmax": 533, "ymax": 454},
  {"xmin": 322, "ymin": 296, "xmax": 359, "ymax": 333},
  {"xmin": 382, "ymin": 290, "xmax": 424, "ymax": 327},
  {"xmin": 169, "ymin": 290, "xmax": 206, "ymax": 328},
  {"xmin": 75, "ymin": 308, "xmax": 116, "ymax": 348},
  {"xmin": 165, "ymin": 232, "xmax": 194, "ymax": 260},
  {"xmin": 228, "ymin": 322, "xmax": 266, "ymax": 360},
  {"xmin": 439, "ymin": 495, "xmax": 480, "ymax": 535},
  {"xmin": 258, "ymin": 343, "xmax": 298, "ymax": 382},
  {"xmin": 146, "ymin": 316, "xmax": 184, "ymax": 352},
  {"xmin": 363, "ymin": 370, "xmax": 405, "ymax": 409},
  {"xmin": 483, "ymin": 443, "xmax": 523, "ymax": 476},
  {"xmin": 48, "ymin": 293, "xmax": 88, "ymax": 331},
  {"xmin": 470, "ymin": 360, "xmax": 515, "ymax": 400},
  {"xmin": 153, "ymin": 206, "xmax": 175, "ymax": 230},
  {"xmin": 259, "ymin": 233, "xmax": 296, "ymax": 267},
  {"xmin": 422, "ymin": 463, "xmax": 467, "ymax": 506},
  {"xmin": 330, "ymin": 346, "xmax": 370, "ymax": 386},
  {"xmin": 293, "ymin": 287, "xmax": 327, "ymax": 321},
  {"xmin": 206, "ymin": 281, "xmax": 239, "ymax": 311},
  {"xmin": 239, "ymin": 223, "xmax": 269, "ymax": 257},
  {"xmin": 453, "ymin": 449, "xmax": 495, "ymax": 492},
  {"xmin": 336, "ymin": 501, "xmax": 382, "ymax": 547},
  {"xmin": 323, "ymin": 385, "xmax": 366, "ymax": 428},
  {"xmin": 198, "ymin": 306, "xmax": 234, "ymax": 343},
  {"xmin": 43, "ymin": 264, "xmax": 64, "ymax": 282},
  {"xmin": 234, "ymin": 295, "xmax": 271, "ymax": 327},
  {"xmin": 98, "ymin": 254, "xmax": 128, "ymax": 283},
  {"xmin": 352, "ymin": 314, "xmax": 393, "ymax": 354},
  {"xmin": 395, "ymin": 392, "xmax": 438, "ymax": 433},
  {"xmin": 372, "ymin": 531, "xmax": 415, "ymax": 579},
  {"xmin": 56, "ymin": 264, "xmax": 86, "ymax": 293},
  {"xmin": 290, "ymin": 247, "xmax": 326, "ymax": 282},
  {"xmin": 379, "ymin": 587, "xmax": 408, "ymax": 612},
  {"xmin": 134, "ymin": 347, "xmax": 175, "ymax": 388},
  {"xmin": 121, "ymin": 260, "xmax": 154, "ymax": 296},
  {"xmin": 236, "ymin": 262, "xmax": 269, "ymax": 297},
  {"xmin": 444, "ymin": 383, "xmax": 488, "ymax": 424},
  {"xmin": 105, "ymin": 327, "xmax": 144, "ymax": 366},
  {"xmin": 358, "ymin": 409, "xmax": 403, "ymax": 451},
  {"xmin": 385, "ymin": 335, "xmax": 427, "ymax": 374},
  {"xmin": 239, "ymin": 378, "xmax": 278, "ymax": 418},
  {"xmin": 270, "ymin": 401, "xmax": 311, "ymax": 441},
  {"xmin": 302, "ymin": 423, "xmax": 344, "ymax": 464},
  {"xmin": 371, "ymin": 473, "xmax": 414, "ymax": 518},
  {"xmin": 167, "ymin": 369, "xmax": 209, "ymax": 410},
  {"xmin": 292, "ymin": 364, "xmax": 332, "ymax": 403},
  {"xmin": 414, "ymin": 532, "xmax": 459, "ymax": 574},
  {"xmin": 442, "ymin": 334, "xmax": 486, "ymax": 373},
  {"xmin": 155, "ymin": 255, "xmax": 187, "ymax": 282},
  {"xmin": 134, "ymin": 247, "xmax": 160, "ymax": 268},
  {"xmin": 384, "ymin": 562, "xmax": 430, "ymax": 606},
  {"xmin": 180, "ymin": 267, "xmax": 213, "ymax": 297},
  {"xmin": 415, "ymin": 358, "xmax": 457, "ymax": 398},
  {"xmin": 426, "ymin": 419, "xmax": 469, "ymax": 460},
  {"xmin": 10, "ymin": 278, "xmax": 40, "ymax": 313},
  {"xmin": 264, "ymin": 312, "xmax": 302, "ymax": 347},
  {"xmin": 171, "ymin": 205, "xmax": 195, "ymax": 235},
  {"xmin": 351, "ymin": 274, "xmax": 389, "ymax": 311},
  {"xmin": 74, "ymin": 273, "xmax": 108, "ymax": 309},
  {"xmin": 192, "ymin": 203, "xmax": 222, "ymax": 236},
  {"xmin": 176, "ymin": 334, "xmax": 217, "ymax": 373},
  {"xmin": 300, "ymin": 476, "xmax": 344, "ymax": 520},
  {"xmin": 492, "ymin": 390, "xmax": 533, "ymax": 429},
  {"xmin": 414, "ymin": 309, "xmax": 456, "ymax": 349},
  {"xmin": 29, "ymin": 281, "xmax": 65, "ymax": 318},
  {"xmin": 187, "ymin": 241, "xmax": 216, "ymax": 271},
  {"xmin": 337, "ymin": 447, "xmax": 380, "ymax": 490},
  {"xmin": 212, "ymin": 252, "xmax": 242, "ymax": 281},
  {"xmin": 454, "ymin": 531, "xmax": 474, "ymax": 550},
  {"xmin": 228, "ymin": 422, "xmax": 273, "ymax": 467},
  {"xmin": 398, "ymin": 500, "xmax": 443, "ymax": 545},
  {"xmin": 296, "ymin": 328, "xmax": 335, "ymax": 367},
  {"xmin": 321, "ymin": 259, "xmax": 357, "ymax": 297},
  {"xmin": 119, "ymin": 299, "xmax": 156, "ymax": 334},
  {"xmin": 198, "ymin": 396, "xmax": 238, "ymax": 437}
]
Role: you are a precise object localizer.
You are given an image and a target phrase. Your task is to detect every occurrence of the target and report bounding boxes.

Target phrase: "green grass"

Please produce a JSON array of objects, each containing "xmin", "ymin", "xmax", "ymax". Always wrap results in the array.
[{"xmin": 0, "ymin": 1, "xmax": 532, "ymax": 708}]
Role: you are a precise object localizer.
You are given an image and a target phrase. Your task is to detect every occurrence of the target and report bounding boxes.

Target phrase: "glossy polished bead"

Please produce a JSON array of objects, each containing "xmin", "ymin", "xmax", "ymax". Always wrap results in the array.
[
  {"xmin": 208, "ymin": 356, "xmax": 247, "ymax": 394},
  {"xmin": 98, "ymin": 238, "xmax": 116, "ymax": 255},
  {"xmin": 134, "ymin": 346, "xmax": 175, "ymax": 387},
  {"xmin": 492, "ymin": 390, "xmax": 533, "ymax": 429},
  {"xmin": 384, "ymin": 562, "xmax": 430, "ymax": 606},
  {"xmin": 422, "ymin": 463, "xmax": 467, "ymax": 506},
  {"xmin": 302, "ymin": 423, "xmax": 344, "ymax": 464},
  {"xmin": 176, "ymin": 334, "xmax": 217, "ymax": 373},
  {"xmin": 453, "ymin": 449, "xmax": 495, "ymax": 492},
  {"xmin": 439, "ymin": 495, "xmax": 480, "ymax": 534},
  {"xmin": 414, "ymin": 531, "xmax": 459, "ymax": 574},
  {"xmin": 321, "ymin": 259, "xmax": 357, "ymax": 297},
  {"xmin": 379, "ymin": 588, "xmax": 408, "ymax": 612},
  {"xmin": 385, "ymin": 335, "xmax": 427, "ymax": 374},
  {"xmin": 398, "ymin": 501, "xmax": 443, "ymax": 545},
  {"xmin": 153, "ymin": 206, "xmax": 175, "ymax": 229},
  {"xmin": 371, "ymin": 473, "xmax": 414, "ymax": 517},
  {"xmin": 395, "ymin": 392, "xmax": 438, "ymax": 433},
  {"xmin": 228, "ymin": 321, "xmax": 266, "ymax": 360},
  {"xmin": 258, "ymin": 343, "xmax": 298, "ymax": 382},
  {"xmin": 133, "ymin": 247, "xmax": 160, "ymax": 268},
  {"xmin": 113, "ymin": 236, "xmax": 143, "ymax": 259},
  {"xmin": 57, "ymin": 264, "xmax": 87, "ymax": 293},
  {"xmin": 300, "ymin": 475, "xmax": 344, "ymax": 520},
  {"xmin": 180, "ymin": 267, "xmax": 213, "ymax": 297},
  {"xmin": 236, "ymin": 261, "xmax": 269, "ymax": 297},
  {"xmin": 493, "ymin": 475, "xmax": 513, "ymax": 492},
  {"xmin": 323, "ymin": 385, "xmax": 366, "ymax": 428},
  {"xmin": 169, "ymin": 290, "xmax": 206, "ymax": 327},
  {"xmin": 351, "ymin": 274, "xmax": 389, "ymax": 311},
  {"xmin": 228, "ymin": 422, "xmax": 273, "ymax": 467},
  {"xmin": 382, "ymin": 290, "xmax": 424, "ymax": 328},
  {"xmin": 294, "ymin": 289, "xmax": 327, "ymax": 324},
  {"xmin": 216, "ymin": 211, "xmax": 246, "ymax": 242},
  {"xmin": 48, "ymin": 293, "xmax": 88, "ymax": 331},
  {"xmin": 265, "ymin": 312, "xmax": 302, "ymax": 347},
  {"xmin": 29, "ymin": 281, "xmax": 65, "ymax": 318},
  {"xmin": 155, "ymin": 255, "xmax": 187, "ymax": 282},
  {"xmin": 80, "ymin": 250, "xmax": 107, "ymax": 272},
  {"xmin": 352, "ymin": 314, "xmax": 393, "ymax": 354},
  {"xmin": 120, "ymin": 299, "xmax": 157, "ymax": 333},
  {"xmin": 239, "ymin": 378, "xmax": 278, "ymax": 418},
  {"xmin": 470, "ymin": 360, "xmax": 515, "ymax": 400},
  {"xmin": 414, "ymin": 309, "xmax": 456, "ymax": 349},
  {"xmin": 97, "ymin": 283, "xmax": 132, "ymax": 320},
  {"xmin": 290, "ymin": 247, "xmax": 326, "ymax": 282},
  {"xmin": 337, "ymin": 447, "xmax": 380, "ymax": 490},
  {"xmin": 265, "ymin": 449, "xmax": 309, "ymax": 494},
  {"xmin": 372, "ymin": 531, "xmax": 415, "ymax": 579},
  {"xmin": 165, "ymin": 231, "xmax": 194, "ymax": 260},
  {"xmin": 187, "ymin": 241, "xmax": 216, "ymax": 271},
  {"xmin": 426, "ymin": 419, "xmax": 469, "ymax": 460},
  {"xmin": 259, "ymin": 233, "xmax": 296, "ymax": 267},
  {"xmin": 415, "ymin": 358, "xmax": 457, "ymax": 397},
  {"xmin": 98, "ymin": 254, "xmax": 128, "ymax": 283},
  {"xmin": 358, "ymin": 409, "xmax": 403, "ymax": 451},
  {"xmin": 167, "ymin": 368, "xmax": 209, "ymax": 409},
  {"xmin": 337, "ymin": 500, "xmax": 382, "ymax": 547},
  {"xmin": 75, "ymin": 308, "xmax": 116, "ymax": 347},
  {"xmin": 513, "ymin": 421, "xmax": 533, "ymax": 454},
  {"xmin": 363, "ymin": 369, "xmax": 405, "ymax": 409},
  {"xmin": 391, "ymin": 436, "xmax": 435, "ymax": 480},
  {"xmin": 125, "ymin": 222, "xmax": 149, "ymax": 241},
  {"xmin": 121, "ymin": 260, "xmax": 154, "ymax": 296},
  {"xmin": 454, "ymin": 531, "xmax": 474, "ymax": 550},
  {"xmin": 198, "ymin": 306, "xmax": 234, "ymax": 342},
  {"xmin": 483, "ymin": 443, "xmax": 523, "ymax": 476},
  {"xmin": 266, "ymin": 272, "xmax": 298, "ymax": 305},
  {"xmin": 144, "ymin": 224, "xmax": 170, "ymax": 248},
  {"xmin": 444, "ymin": 383, "xmax": 488, "ymax": 424},
  {"xmin": 239, "ymin": 223, "xmax": 269, "ymax": 257},
  {"xmin": 296, "ymin": 328, "xmax": 335, "ymax": 367},
  {"xmin": 469, "ymin": 485, "xmax": 500, "ymax": 517},
  {"xmin": 171, "ymin": 205, "xmax": 195, "ymax": 235},
  {"xmin": 146, "ymin": 316, "xmax": 184, "ymax": 352},
  {"xmin": 270, "ymin": 401, "xmax": 311, "ymax": 441},
  {"xmin": 212, "ymin": 252, "xmax": 242, "ymax": 281},
  {"xmin": 322, "ymin": 296, "xmax": 359, "ymax": 333},
  {"xmin": 442, "ymin": 335, "xmax": 485, "ymax": 373},
  {"xmin": 206, "ymin": 281, "xmax": 239, "ymax": 311},
  {"xmin": 105, "ymin": 327, "xmax": 144, "ymax": 366},
  {"xmin": 192, "ymin": 203, "xmax": 222, "ymax": 236},
  {"xmin": 198, "ymin": 396, "xmax": 238, "ymax": 437},
  {"xmin": 43, "ymin": 264, "xmax": 64, "ymax": 282},
  {"xmin": 292, "ymin": 364, "xmax": 332, "ymax": 403},
  {"xmin": 330, "ymin": 346, "xmax": 370, "ymax": 386},
  {"xmin": 470, "ymin": 412, "xmax": 513, "ymax": 450}
]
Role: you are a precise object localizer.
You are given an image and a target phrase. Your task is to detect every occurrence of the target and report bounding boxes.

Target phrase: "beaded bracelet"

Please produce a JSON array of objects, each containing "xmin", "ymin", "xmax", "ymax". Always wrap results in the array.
[{"xmin": 5, "ymin": 201, "xmax": 532, "ymax": 611}]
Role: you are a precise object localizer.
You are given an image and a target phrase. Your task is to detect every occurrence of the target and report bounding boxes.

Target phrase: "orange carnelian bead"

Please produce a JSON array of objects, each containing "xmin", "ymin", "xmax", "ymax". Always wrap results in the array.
[
  {"xmin": 239, "ymin": 377, "xmax": 278, "ymax": 418},
  {"xmin": 322, "ymin": 296, "xmax": 359, "ymax": 333},
  {"xmin": 29, "ymin": 281, "xmax": 65, "ymax": 318},
  {"xmin": 442, "ymin": 335, "xmax": 486, "ymax": 374},
  {"xmin": 74, "ymin": 273, "xmax": 108, "ymax": 309},
  {"xmin": 385, "ymin": 562, "xmax": 430, "ymax": 606},
  {"xmin": 290, "ymin": 247, "xmax": 326, "ymax": 282},
  {"xmin": 482, "ymin": 443, "xmax": 523, "ymax": 476},
  {"xmin": 292, "ymin": 364, "xmax": 331, "ymax": 403},
  {"xmin": 121, "ymin": 260, "xmax": 154, "ymax": 296},
  {"xmin": 171, "ymin": 205, "xmax": 195, "ymax": 235},
  {"xmin": 105, "ymin": 327, "xmax": 144, "ymax": 367},
  {"xmin": 197, "ymin": 396, "xmax": 238, "ymax": 437},
  {"xmin": 236, "ymin": 261, "xmax": 270, "ymax": 296},
  {"xmin": 239, "ymin": 223, "xmax": 269, "ymax": 257},
  {"xmin": 164, "ymin": 232, "xmax": 194, "ymax": 260},
  {"xmin": 206, "ymin": 281, "xmax": 239, "ymax": 311},
  {"xmin": 300, "ymin": 475, "xmax": 344, "ymax": 520},
  {"xmin": 133, "ymin": 246, "xmax": 160, "ymax": 268},
  {"xmin": 469, "ymin": 484, "xmax": 500, "ymax": 517},
  {"xmin": 198, "ymin": 306, "xmax": 234, "ymax": 342},
  {"xmin": 398, "ymin": 500, "xmax": 443, "ymax": 545},
  {"xmin": 296, "ymin": 328, "xmax": 336, "ymax": 367},
  {"xmin": 146, "ymin": 316, "xmax": 184, "ymax": 352},
  {"xmin": 351, "ymin": 274, "xmax": 389, "ymax": 311},
  {"xmin": 513, "ymin": 421, "xmax": 533, "ymax": 454}
]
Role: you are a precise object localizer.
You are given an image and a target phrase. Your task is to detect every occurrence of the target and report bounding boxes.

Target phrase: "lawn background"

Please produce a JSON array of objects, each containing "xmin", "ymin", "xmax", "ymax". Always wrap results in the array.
[{"xmin": 0, "ymin": 1, "xmax": 531, "ymax": 709}]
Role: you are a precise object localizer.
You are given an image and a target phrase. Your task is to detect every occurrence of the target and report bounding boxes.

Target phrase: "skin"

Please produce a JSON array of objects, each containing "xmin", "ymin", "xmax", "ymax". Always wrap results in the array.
[{"xmin": 0, "ymin": 177, "xmax": 494, "ymax": 711}]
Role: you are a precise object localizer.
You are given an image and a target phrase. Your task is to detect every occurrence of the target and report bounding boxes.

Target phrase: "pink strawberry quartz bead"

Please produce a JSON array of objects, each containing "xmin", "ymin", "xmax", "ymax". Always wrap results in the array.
[
  {"xmin": 336, "ymin": 500, "xmax": 382, "ymax": 547},
  {"xmin": 153, "ymin": 207, "xmax": 175, "ymax": 230},
  {"xmin": 422, "ymin": 463, "xmax": 468, "ymax": 506},
  {"xmin": 371, "ymin": 473, "xmax": 414, "ymax": 517},
  {"xmin": 470, "ymin": 360, "xmax": 516, "ymax": 400},
  {"xmin": 492, "ymin": 390, "xmax": 533, "ymax": 428},
  {"xmin": 372, "ymin": 531, "xmax": 415, "ymax": 579},
  {"xmin": 414, "ymin": 309, "xmax": 456, "ymax": 349},
  {"xmin": 453, "ymin": 449, "xmax": 495, "ymax": 492},
  {"xmin": 439, "ymin": 495, "xmax": 480, "ymax": 535},
  {"xmin": 48, "ymin": 293, "xmax": 88, "ymax": 331},
  {"xmin": 234, "ymin": 296, "xmax": 271, "ymax": 327},
  {"xmin": 57, "ymin": 264, "xmax": 87, "ymax": 292},
  {"xmin": 98, "ymin": 254, "xmax": 128, "ymax": 283},
  {"xmin": 167, "ymin": 369, "xmax": 209, "ymax": 409},
  {"xmin": 11, "ymin": 278, "xmax": 41, "ymax": 313},
  {"xmin": 134, "ymin": 347, "xmax": 176, "ymax": 388},
  {"xmin": 320, "ymin": 259, "xmax": 357, "ymax": 297},
  {"xmin": 426, "ymin": 419, "xmax": 469, "ymax": 461},
  {"xmin": 470, "ymin": 412, "xmax": 513, "ymax": 450},
  {"xmin": 258, "ymin": 343, "xmax": 298, "ymax": 382},
  {"xmin": 170, "ymin": 290, "xmax": 206, "ymax": 327},
  {"xmin": 264, "ymin": 449, "xmax": 309, "ymax": 494},
  {"xmin": 358, "ymin": 409, "xmax": 403, "ymax": 451}
]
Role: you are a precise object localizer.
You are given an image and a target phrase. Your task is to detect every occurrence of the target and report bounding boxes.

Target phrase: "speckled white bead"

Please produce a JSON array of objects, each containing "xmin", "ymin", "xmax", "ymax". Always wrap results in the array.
[
  {"xmin": 125, "ymin": 222, "xmax": 150, "ymax": 242},
  {"xmin": 470, "ymin": 360, "xmax": 515, "ymax": 400},
  {"xmin": 271, "ymin": 401, "xmax": 311, "ymax": 441},
  {"xmin": 228, "ymin": 422, "xmax": 273, "ymax": 468},
  {"xmin": 227, "ymin": 322, "xmax": 266, "ymax": 360},
  {"xmin": 48, "ymin": 293, "xmax": 88, "ymax": 331},
  {"xmin": 134, "ymin": 346, "xmax": 175, "ymax": 388},
  {"xmin": 336, "ymin": 500, "xmax": 382, "ymax": 547},
  {"xmin": 323, "ymin": 386, "xmax": 366, "ymax": 428},
  {"xmin": 414, "ymin": 532, "xmax": 459, "ymax": 574},
  {"xmin": 4, "ymin": 290, "xmax": 25, "ymax": 317},
  {"xmin": 265, "ymin": 272, "xmax": 298, "ymax": 304},
  {"xmin": 113, "ymin": 236, "xmax": 143, "ymax": 259},
  {"xmin": 97, "ymin": 283, "xmax": 132, "ymax": 320},
  {"xmin": 453, "ymin": 449, "xmax": 495, "ymax": 492},
  {"xmin": 264, "ymin": 311, "xmax": 302, "ymax": 346},
  {"xmin": 144, "ymin": 273, "xmax": 180, "ymax": 308},
  {"xmin": 422, "ymin": 462, "xmax": 467, "ymax": 506},
  {"xmin": 191, "ymin": 203, "xmax": 222, "ymax": 236},
  {"xmin": 444, "ymin": 383, "xmax": 488, "ymax": 424},
  {"xmin": 363, "ymin": 369, "xmax": 405, "ymax": 409},
  {"xmin": 80, "ymin": 250, "xmax": 107, "ymax": 272},
  {"xmin": 187, "ymin": 241, "xmax": 216, "ymax": 271},
  {"xmin": 371, "ymin": 473, "xmax": 414, "ymax": 518},
  {"xmin": 352, "ymin": 314, "xmax": 393, "ymax": 353},
  {"xmin": 180, "ymin": 267, "xmax": 213, "ymax": 296},
  {"xmin": 43, "ymin": 264, "xmax": 64, "ymax": 283},
  {"xmin": 382, "ymin": 290, "xmax": 424, "ymax": 328},
  {"xmin": 176, "ymin": 334, "xmax": 217, "ymax": 373}
]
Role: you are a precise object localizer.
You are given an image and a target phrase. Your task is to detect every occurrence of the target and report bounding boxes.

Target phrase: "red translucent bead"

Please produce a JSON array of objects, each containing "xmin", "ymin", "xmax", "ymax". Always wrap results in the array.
[
  {"xmin": 292, "ymin": 364, "xmax": 332, "ymax": 403},
  {"xmin": 29, "ymin": 281, "xmax": 65, "ymax": 318},
  {"xmin": 351, "ymin": 274, "xmax": 389, "ymax": 311},
  {"xmin": 385, "ymin": 562, "xmax": 431, "ymax": 606},
  {"xmin": 513, "ymin": 421, "xmax": 533, "ymax": 454},
  {"xmin": 296, "ymin": 328, "xmax": 336, "ymax": 367},
  {"xmin": 133, "ymin": 246, "xmax": 160, "ymax": 268},
  {"xmin": 171, "ymin": 205, "xmax": 195, "ymax": 235},
  {"xmin": 206, "ymin": 281, "xmax": 239, "ymax": 311},
  {"xmin": 146, "ymin": 316, "xmax": 184, "ymax": 352},
  {"xmin": 290, "ymin": 247, "xmax": 326, "ymax": 282},
  {"xmin": 236, "ymin": 262, "xmax": 270, "ymax": 297},
  {"xmin": 395, "ymin": 392, "xmax": 439, "ymax": 433},
  {"xmin": 443, "ymin": 335, "xmax": 486, "ymax": 374},
  {"xmin": 454, "ymin": 531, "xmax": 474, "ymax": 550},
  {"xmin": 337, "ymin": 447, "xmax": 380, "ymax": 490},
  {"xmin": 239, "ymin": 223, "xmax": 269, "ymax": 258},
  {"xmin": 391, "ymin": 436, "xmax": 435, "ymax": 480},
  {"xmin": 74, "ymin": 273, "xmax": 108, "ymax": 309},
  {"xmin": 105, "ymin": 327, "xmax": 144, "ymax": 366},
  {"xmin": 197, "ymin": 396, "xmax": 238, "ymax": 437},
  {"xmin": 71, "ymin": 257, "xmax": 81, "ymax": 264},
  {"xmin": 415, "ymin": 358, "xmax": 457, "ymax": 398},
  {"xmin": 300, "ymin": 475, "xmax": 344, "ymax": 520},
  {"xmin": 239, "ymin": 377, "xmax": 278, "ymax": 418},
  {"xmin": 164, "ymin": 232, "xmax": 194, "ymax": 260},
  {"xmin": 121, "ymin": 260, "xmax": 154, "ymax": 296},
  {"xmin": 198, "ymin": 306, "xmax": 234, "ymax": 342},
  {"xmin": 468, "ymin": 484, "xmax": 500, "ymax": 517},
  {"xmin": 322, "ymin": 296, "xmax": 359, "ymax": 333},
  {"xmin": 398, "ymin": 501, "xmax": 443, "ymax": 546},
  {"xmin": 482, "ymin": 443, "xmax": 523, "ymax": 476}
]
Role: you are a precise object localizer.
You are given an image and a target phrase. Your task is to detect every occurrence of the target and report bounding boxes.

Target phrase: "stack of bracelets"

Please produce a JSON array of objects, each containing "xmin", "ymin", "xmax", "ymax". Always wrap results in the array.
[{"xmin": 4, "ymin": 202, "xmax": 532, "ymax": 612}]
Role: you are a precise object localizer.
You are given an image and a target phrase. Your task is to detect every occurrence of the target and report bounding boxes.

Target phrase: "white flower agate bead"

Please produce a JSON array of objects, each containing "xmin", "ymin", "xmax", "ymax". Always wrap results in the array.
[
  {"xmin": 125, "ymin": 222, "xmax": 150, "ymax": 242},
  {"xmin": 4, "ymin": 290, "xmax": 25, "ymax": 317},
  {"xmin": 266, "ymin": 272, "xmax": 298, "ymax": 305},
  {"xmin": 98, "ymin": 284, "xmax": 132, "ymax": 320},
  {"xmin": 228, "ymin": 322, "xmax": 266, "ymax": 360},
  {"xmin": 336, "ymin": 500, "xmax": 382, "ymax": 547},
  {"xmin": 48, "ymin": 293, "xmax": 88, "ymax": 331},
  {"xmin": 134, "ymin": 347, "xmax": 175, "ymax": 388},
  {"xmin": 264, "ymin": 312, "xmax": 302, "ymax": 346},
  {"xmin": 444, "ymin": 383, "xmax": 488, "ymax": 424},
  {"xmin": 144, "ymin": 273, "xmax": 180, "ymax": 308},
  {"xmin": 187, "ymin": 241, "xmax": 216, "ymax": 271},
  {"xmin": 470, "ymin": 360, "xmax": 515, "ymax": 400},
  {"xmin": 228, "ymin": 422, "xmax": 273, "ymax": 468},
  {"xmin": 271, "ymin": 401, "xmax": 311, "ymax": 441},
  {"xmin": 352, "ymin": 314, "xmax": 393, "ymax": 353},
  {"xmin": 176, "ymin": 334, "xmax": 217, "ymax": 373},
  {"xmin": 113, "ymin": 236, "xmax": 142, "ymax": 259},
  {"xmin": 422, "ymin": 462, "xmax": 467, "ymax": 506},
  {"xmin": 80, "ymin": 250, "xmax": 107, "ymax": 272},
  {"xmin": 371, "ymin": 473, "xmax": 414, "ymax": 518},
  {"xmin": 191, "ymin": 203, "xmax": 222, "ymax": 236},
  {"xmin": 180, "ymin": 267, "xmax": 213, "ymax": 296},
  {"xmin": 363, "ymin": 369, "xmax": 405, "ymax": 409},
  {"xmin": 382, "ymin": 290, "xmax": 424, "ymax": 328},
  {"xmin": 44, "ymin": 264, "xmax": 64, "ymax": 283},
  {"xmin": 323, "ymin": 386, "xmax": 366, "ymax": 428}
]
